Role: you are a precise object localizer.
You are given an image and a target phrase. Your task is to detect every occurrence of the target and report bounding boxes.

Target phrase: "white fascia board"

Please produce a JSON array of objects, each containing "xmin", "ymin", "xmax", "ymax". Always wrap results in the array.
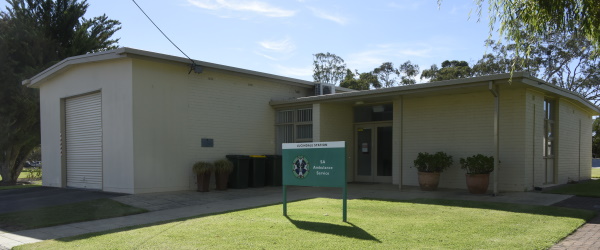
[{"xmin": 23, "ymin": 48, "xmax": 128, "ymax": 88}]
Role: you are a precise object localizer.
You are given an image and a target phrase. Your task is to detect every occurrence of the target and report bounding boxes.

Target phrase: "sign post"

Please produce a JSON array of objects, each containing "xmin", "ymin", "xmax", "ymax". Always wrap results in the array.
[{"xmin": 282, "ymin": 141, "xmax": 347, "ymax": 222}]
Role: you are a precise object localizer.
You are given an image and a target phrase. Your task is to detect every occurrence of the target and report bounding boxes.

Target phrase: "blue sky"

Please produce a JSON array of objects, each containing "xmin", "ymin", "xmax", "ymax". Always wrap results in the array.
[{"xmin": 5, "ymin": 0, "xmax": 499, "ymax": 82}]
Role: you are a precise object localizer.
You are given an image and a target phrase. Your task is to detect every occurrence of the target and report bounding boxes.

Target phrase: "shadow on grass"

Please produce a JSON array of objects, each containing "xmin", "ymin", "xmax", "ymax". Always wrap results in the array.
[
  {"xmin": 544, "ymin": 179, "xmax": 600, "ymax": 198},
  {"xmin": 21, "ymin": 197, "xmax": 595, "ymax": 246},
  {"xmin": 364, "ymin": 198, "xmax": 597, "ymax": 221},
  {"xmin": 285, "ymin": 216, "xmax": 381, "ymax": 242}
]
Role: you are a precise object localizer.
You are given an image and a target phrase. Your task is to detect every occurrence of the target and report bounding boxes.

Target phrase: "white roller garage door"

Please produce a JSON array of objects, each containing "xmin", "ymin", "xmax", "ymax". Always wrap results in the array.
[{"xmin": 65, "ymin": 92, "xmax": 103, "ymax": 190}]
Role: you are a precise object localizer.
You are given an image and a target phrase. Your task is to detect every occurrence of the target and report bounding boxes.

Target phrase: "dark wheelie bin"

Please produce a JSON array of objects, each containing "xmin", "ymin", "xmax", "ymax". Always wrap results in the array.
[
  {"xmin": 226, "ymin": 155, "xmax": 250, "ymax": 189},
  {"xmin": 248, "ymin": 155, "xmax": 266, "ymax": 188},
  {"xmin": 265, "ymin": 155, "xmax": 282, "ymax": 186}
]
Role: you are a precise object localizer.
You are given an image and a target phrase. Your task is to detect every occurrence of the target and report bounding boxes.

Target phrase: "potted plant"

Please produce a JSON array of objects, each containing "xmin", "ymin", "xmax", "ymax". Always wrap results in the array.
[
  {"xmin": 413, "ymin": 152, "xmax": 453, "ymax": 191},
  {"xmin": 459, "ymin": 154, "xmax": 494, "ymax": 194},
  {"xmin": 213, "ymin": 158, "xmax": 234, "ymax": 190},
  {"xmin": 193, "ymin": 161, "xmax": 213, "ymax": 192}
]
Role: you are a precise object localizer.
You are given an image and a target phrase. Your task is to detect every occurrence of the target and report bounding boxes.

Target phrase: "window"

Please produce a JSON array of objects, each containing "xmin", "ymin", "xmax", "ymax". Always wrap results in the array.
[
  {"xmin": 543, "ymin": 99, "xmax": 555, "ymax": 157},
  {"xmin": 275, "ymin": 108, "xmax": 313, "ymax": 153}
]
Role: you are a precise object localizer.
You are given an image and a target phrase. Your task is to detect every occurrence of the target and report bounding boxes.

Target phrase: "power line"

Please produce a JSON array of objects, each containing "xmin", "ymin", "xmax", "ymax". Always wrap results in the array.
[{"xmin": 131, "ymin": 0, "xmax": 201, "ymax": 73}]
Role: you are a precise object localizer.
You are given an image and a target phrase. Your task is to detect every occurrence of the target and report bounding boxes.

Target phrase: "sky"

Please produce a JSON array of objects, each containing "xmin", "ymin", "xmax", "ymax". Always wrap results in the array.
[{"xmin": 4, "ymin": 0, "xmax": 499, "ymax": 82}]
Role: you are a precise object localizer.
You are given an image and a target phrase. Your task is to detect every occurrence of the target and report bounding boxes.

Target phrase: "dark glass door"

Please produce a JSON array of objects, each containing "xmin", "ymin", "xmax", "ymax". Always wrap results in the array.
[{"xmin": 355, "ymin": 125, "xmax": 392, "ymax": 182}]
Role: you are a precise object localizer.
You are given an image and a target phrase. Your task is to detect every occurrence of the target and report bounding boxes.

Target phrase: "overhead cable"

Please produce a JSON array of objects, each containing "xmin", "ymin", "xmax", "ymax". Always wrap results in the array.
[{"xmin": 131, "ymin": 0, "xmax": 200, "ymax": 74}]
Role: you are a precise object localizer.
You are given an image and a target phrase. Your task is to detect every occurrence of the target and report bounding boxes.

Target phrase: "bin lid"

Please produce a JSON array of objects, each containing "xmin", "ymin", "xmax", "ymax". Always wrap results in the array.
[{"xmin": 226, "ymin": 155, "xmax": 250, "ymax": 159}]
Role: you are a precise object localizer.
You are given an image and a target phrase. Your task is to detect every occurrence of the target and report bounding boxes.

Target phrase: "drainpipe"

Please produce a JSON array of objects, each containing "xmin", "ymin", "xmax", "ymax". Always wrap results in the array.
[{"xmin": 488, "ymin": 81, "xmax": 499, "ymax": 196}]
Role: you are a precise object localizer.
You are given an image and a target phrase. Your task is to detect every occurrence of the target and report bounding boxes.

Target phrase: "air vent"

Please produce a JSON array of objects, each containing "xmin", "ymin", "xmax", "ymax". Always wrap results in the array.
[{"xmin": 314, "ymin": 83, "xmax": 336, "ymax": 96}]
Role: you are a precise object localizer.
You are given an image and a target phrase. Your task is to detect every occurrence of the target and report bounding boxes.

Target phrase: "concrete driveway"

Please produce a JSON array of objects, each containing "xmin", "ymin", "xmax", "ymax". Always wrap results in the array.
[{"xmin": 0, "ymin": 187, "xmax": 125, "ymax": 214}]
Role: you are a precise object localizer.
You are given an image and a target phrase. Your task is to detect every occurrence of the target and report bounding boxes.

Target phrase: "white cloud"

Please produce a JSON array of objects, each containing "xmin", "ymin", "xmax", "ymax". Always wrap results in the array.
[
  {"xmin": 254, "ymin": 51, "xmax": 279, "ymax": 61},
  {"xmin": 258, "ymin": 37, "xmax": 296, "ymax": 53},
  {"xmin": 188, "ymin": 0, "xmax": 220, "ymax": 10},
  {"xmin": 187, "ymin": 0, "xmax": 295, "ymax": 17},
  {"xmin": 308, "ymin": 7, "xmax": 347, "ymax": 25},
  {"xmin": 255, "ymin": 37, "xmax": 296, "ymax": 61}
]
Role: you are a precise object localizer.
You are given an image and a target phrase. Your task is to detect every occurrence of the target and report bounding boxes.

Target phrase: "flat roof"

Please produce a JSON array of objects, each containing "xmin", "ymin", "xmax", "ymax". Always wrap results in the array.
[{"xmin": 271, "ymin": 72, "xmax": 600, "ymax": 114}]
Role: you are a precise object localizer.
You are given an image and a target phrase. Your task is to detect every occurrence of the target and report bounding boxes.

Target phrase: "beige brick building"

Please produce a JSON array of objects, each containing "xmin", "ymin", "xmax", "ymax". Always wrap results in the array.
[{"xmin": 24, "ymin": 48, "xmax": 600, "ymax": 194}]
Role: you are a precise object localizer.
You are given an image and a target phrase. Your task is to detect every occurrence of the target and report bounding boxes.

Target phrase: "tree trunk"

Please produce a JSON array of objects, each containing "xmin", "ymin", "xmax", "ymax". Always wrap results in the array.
[{"xmin": 0, "ymin": 145, "xmax": 30, "ymax": 186}]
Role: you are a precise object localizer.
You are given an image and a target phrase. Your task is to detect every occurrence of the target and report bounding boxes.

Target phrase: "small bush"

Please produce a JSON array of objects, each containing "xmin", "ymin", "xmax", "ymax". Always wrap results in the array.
[
  {"xmin": 413, "ymin": 152, "xmax": 453, "ymax": 173},
  {"xmin": 192, "ymin": 161, "xmax": 213, "ymax": 174},
  {"xmin": 213, "ymin": 159, "xmax": 233, "ymax": 174},
  {"xmin": 460, "ymin": 154, "xmax": 494, "ymax": 174}
]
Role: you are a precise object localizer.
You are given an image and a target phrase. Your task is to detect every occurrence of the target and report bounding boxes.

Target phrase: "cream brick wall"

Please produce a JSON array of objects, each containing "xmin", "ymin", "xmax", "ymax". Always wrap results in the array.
[
  {"xmin": 557, "ymin": 99, "xmax": 594, "ymax": 182},
  {"xmin": 402, "ymin": 90, "xmax": 494, "ymax": 189},
  {"xmin": 314, "ymin": 103, "xmax": 354, "ymax": 181},
  {"xmin": 524, "ymin": 90, "xmax": 546, "ymax": 189},
  {"xmin": 131, "ymin": 58, "xmax": 311, "ymax": 193},
  {"xmin": 497, "ymin": 87, "xmax": 528, "ymax": 191},
  {"xmin": 401, "ymin": 86, "xmax": 528, "ymax": 191}
]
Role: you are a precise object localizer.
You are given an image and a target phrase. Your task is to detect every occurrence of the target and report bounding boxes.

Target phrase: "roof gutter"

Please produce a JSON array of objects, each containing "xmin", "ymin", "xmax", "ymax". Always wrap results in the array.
[{"xmin": 489, "ymin": 81, "xmax": 499, "ymax": 196}]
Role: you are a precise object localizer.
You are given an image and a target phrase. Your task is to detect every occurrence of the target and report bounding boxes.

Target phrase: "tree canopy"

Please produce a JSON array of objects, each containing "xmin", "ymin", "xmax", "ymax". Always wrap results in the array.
[
  {"xmin": 420, "ymin": 60, "xmax": 472, "ymax": 82},
  {"xmin": 398, "ymin": 61, "xmax": 420, "ymax": 85},
  {"xmin": 312, "ymin": 52, "xmax": 346, "ymax": 86},
  {"xmin": 313, "ymin": 53, "xmax": 420, "ymax": 90},
  {"xmin": 0, "ymin": 0, "xmax": 121, "ymax": 185},
  {"xmin": 471, "ymin": 0, "xmax": 600, "ymax": 58},
  {"xmin": 471, "ymin": 34, "xmax": 600, "ymax": 104},
  {"xmin": 340, "ymin": 69, "xmax": 381, "ymax": 90}
]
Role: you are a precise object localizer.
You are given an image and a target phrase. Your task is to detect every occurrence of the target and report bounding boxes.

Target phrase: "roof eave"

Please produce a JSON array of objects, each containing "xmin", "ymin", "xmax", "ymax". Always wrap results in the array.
[
  {"xmin": 271, "ymin": 72, "xmax": 529, "ymax": 106},
  {"xmin": 23, "ymin": 47, "xmax": 322, "ymax": 89},
  {"xmin": 23, "ymin": 48, "xmax": 128, "ymax": 88}
]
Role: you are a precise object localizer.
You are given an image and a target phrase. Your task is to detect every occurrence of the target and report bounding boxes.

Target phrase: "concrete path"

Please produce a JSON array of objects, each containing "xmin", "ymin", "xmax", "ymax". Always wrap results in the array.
[
  {"xmin": 0, "ymin": 184, "xmax": 585, "ymax": 249},
  {"xmin": 550, "ymin": 196, "xmax": 600, "ymax": 250},
  {"xmin": 0, "ymin": 187, "xmax": 125, "ymax": 214}
]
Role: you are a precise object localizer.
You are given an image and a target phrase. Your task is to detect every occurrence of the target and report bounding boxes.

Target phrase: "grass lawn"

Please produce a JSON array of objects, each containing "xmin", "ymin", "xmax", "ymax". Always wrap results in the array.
[
  {"xmin": 17, "ymin": 198, "xmax": 594, "ymax": 250},
  {"xmin": 0, "ymin": 199, "xmax": 147, "ymax": 232},
  {"xmin": 546, "ymin": 179, "xmax": 600, "ymax": 198},
  {"xmin": 0, "ymin": 184, "xmax": 41, "ymax": 191},
  {"xmin": 0, "ymin": 169, "xmax": 42, "ymax": 189},
  {"xmin": 593, "ymin": 167, "xmax": 600, "ymax": 178},
  {"xmin": 0, "ymin": 172, "xmax": 31, "ymax": 181}
]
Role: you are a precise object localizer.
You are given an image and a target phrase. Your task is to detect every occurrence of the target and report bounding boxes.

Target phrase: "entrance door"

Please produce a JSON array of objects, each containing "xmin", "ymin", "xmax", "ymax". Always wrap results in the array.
[{"xmin": 355, "ymin": 125, "xmax": 393, "ymax": 183}]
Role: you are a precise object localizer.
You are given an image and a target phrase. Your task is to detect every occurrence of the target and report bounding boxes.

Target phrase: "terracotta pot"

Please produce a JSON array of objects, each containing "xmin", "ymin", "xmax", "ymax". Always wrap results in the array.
[
  {"xmin": 418, "ymin": 171, "xmax": 441, "ymax": 191},
  {"xmin": 196, "ymin": 172, "xmax": 211, "ymax": 192},
  {"xmin": 215, "ymin": 172, "xmax": 230, "ymax": 190},
  {"xmin": 465, "ymin": 173, "xmax": 490, "ymax": 194}
]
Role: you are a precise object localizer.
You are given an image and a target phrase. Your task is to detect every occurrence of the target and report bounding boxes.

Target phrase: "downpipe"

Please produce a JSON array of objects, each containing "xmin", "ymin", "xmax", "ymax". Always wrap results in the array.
[{"xmin": 488, "ymin": 81, "xmax": 499, "ymax": 196}]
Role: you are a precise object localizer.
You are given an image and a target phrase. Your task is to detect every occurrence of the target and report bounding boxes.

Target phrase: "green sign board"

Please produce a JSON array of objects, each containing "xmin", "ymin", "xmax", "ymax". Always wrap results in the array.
[
  {"xmin": 282, "ymin": 141, "xmax": 346, "ymax": 187},
  {"xmin": 282, "ymin": 141, "xmax": 347, "ymax": 221}
]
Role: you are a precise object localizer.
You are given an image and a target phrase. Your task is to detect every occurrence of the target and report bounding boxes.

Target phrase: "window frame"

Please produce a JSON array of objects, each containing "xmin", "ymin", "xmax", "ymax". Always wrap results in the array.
[
  {"xmin": 275, "ymin": 107, "xmax": 313, "ymax": 153},
  {"xmin": 543, "ymin": 99, "xmax": 556, "ymax": 158}
]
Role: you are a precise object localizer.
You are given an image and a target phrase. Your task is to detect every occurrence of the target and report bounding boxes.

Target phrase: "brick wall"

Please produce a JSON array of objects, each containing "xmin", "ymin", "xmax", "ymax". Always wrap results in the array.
[{"xmin": 401, "ymin": 86, "xmax": 528, "ymax": 191}]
